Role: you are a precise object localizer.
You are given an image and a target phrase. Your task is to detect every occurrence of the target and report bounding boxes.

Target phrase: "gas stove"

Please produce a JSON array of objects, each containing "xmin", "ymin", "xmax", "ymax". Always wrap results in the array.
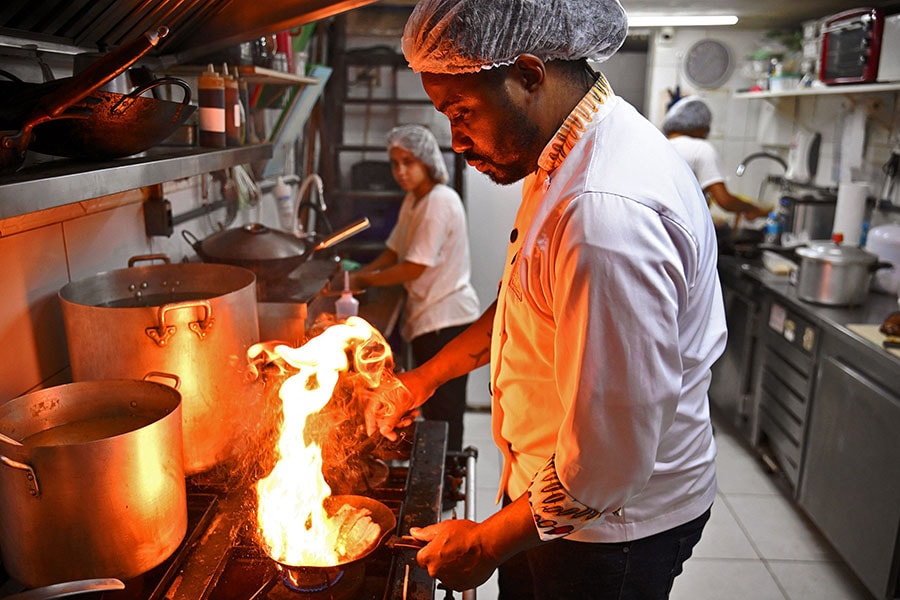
[{"xmin": 0, "ymin": 420, "xmax": 476, "ymax": 600}]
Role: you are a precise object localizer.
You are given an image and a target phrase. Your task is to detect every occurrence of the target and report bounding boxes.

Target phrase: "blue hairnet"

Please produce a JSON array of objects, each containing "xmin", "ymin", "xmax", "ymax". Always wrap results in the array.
[
  {"xmin": 402, "ymin": 0, "xmax": 629, "ymax": 74},
  {"xmin": 662, "ymin": 96, "xmax": 713, "ymax": 136},
  {"xmin": 386, "ymin": 125, "xmax": 450, "ymax": 184}
]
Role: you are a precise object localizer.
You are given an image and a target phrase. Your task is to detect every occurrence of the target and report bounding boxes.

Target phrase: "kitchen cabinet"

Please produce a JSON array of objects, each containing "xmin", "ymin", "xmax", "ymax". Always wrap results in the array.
[
  {"xmin": 798, "ymin": 334, "xmax": 900, "ymax": 600},
  {"xmin": 752, "ymin": 294, "xmax": 820, "ymax": 492}
]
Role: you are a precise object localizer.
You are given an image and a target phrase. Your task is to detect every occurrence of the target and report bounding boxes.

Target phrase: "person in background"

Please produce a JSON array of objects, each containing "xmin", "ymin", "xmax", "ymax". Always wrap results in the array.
[
  {"xmin": 662, "ymin": 96, "xmax": 771, "ymax": 225},
  {"xmin": 363, "ymin": 0, "xmax": 728, "ymax": 598},
  {"xmin": 344, "ymin": 124, "xmax": 480, "ymax": 452}
]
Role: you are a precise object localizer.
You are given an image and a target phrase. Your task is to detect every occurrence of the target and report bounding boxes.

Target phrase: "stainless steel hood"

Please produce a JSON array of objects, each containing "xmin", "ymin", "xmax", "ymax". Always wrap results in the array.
[{"xmin": 0, "ymin": 0, "xmax": 378, "ymax": 62}]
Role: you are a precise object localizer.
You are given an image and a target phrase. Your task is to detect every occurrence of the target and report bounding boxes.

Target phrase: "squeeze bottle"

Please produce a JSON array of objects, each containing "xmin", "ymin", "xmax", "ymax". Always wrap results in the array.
[
  {"xmin": 335, "ymin": 271, "xmax": 359, "ymax": 320},
  {"xmin": 198, "ymin": 64, "xmax": 226, "ymax": 148},
  {"xmin": 273, "ymin": 176, "xmax": 294, "ymax": 232}
]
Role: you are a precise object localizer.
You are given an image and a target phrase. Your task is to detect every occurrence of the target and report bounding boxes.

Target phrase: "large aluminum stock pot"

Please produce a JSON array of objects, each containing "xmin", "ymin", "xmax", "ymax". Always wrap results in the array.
[
  {"xmin": 0, "ymin": 379, "xmax": 186, "ymax": 588},
  {"xmin": 58, "ymin": 256, "xmax": 261, "ymax": 475}
]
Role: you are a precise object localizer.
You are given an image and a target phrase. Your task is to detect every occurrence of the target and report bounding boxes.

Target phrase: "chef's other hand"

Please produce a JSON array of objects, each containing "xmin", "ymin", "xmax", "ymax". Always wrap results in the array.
[
  {"xmin": 410, "ymin": 520, "xmax": 498, "ymax": 591},
  {"xmin": 362, "ymin": 374, "xmax": 418, "ymax": 439}
]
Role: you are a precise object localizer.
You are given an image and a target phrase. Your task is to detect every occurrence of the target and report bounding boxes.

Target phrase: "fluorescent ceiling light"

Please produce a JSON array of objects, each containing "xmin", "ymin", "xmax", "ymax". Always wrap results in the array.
[{"xmin": 627, "ymin": 15, "xmax": 739, "ymax": 27}]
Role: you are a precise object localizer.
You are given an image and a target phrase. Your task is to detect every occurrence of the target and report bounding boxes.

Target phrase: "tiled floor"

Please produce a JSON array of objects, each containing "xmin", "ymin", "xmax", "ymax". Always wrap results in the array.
[{"xmin": 455, "ymin": 409, "xmax": 876, "ymax": 600}]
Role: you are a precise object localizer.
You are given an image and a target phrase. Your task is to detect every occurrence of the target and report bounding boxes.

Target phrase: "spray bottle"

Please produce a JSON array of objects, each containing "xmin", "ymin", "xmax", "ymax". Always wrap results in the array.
[{"xmin": 335, "ymin": 270, "xmax": 359, "ymax": 320}]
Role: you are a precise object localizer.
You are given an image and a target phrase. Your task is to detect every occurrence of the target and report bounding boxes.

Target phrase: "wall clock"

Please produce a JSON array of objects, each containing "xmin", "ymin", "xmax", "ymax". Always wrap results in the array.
[{"xmin": 683, "ymin": 39, "xmax": 733, "ymax": 89}]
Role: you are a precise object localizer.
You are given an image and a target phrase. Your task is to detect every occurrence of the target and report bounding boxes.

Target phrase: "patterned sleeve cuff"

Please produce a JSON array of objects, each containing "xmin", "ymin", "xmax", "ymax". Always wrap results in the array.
[{"xmin": 527, "ymin": 454, "xmax": 606, "ymax": 541}]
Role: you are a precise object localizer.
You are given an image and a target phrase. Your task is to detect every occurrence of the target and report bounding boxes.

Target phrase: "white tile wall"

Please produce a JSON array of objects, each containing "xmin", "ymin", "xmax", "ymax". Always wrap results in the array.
[{"xmin": 0, "ymin": 224, "xmax": 70, "ymax": 400}]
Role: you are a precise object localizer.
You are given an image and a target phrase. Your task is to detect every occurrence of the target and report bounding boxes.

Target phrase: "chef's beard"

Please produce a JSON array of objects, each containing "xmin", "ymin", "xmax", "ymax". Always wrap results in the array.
[{"xmin": 465, "ymin": 91, "xmax": 543, "ymax": 186}]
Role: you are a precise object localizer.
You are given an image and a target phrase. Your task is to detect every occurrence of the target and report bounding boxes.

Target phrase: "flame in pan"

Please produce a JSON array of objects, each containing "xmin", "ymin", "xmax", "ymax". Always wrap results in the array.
[{"xmin": 255, "ymin": 316, "xmax": 396, "ymax": 566}]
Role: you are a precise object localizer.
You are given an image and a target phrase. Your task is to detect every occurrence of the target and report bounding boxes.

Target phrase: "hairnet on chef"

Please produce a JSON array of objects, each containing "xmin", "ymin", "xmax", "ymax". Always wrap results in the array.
[
  {"xmin": 662, "ymin": 96, "xmax": 713, "ymax": 136},
  {"xmin": 387, "ymin": 125, "xmax": 449, "ymax": 184},
  {"xmin": 401, "ymin": 0, "xmax": 629, "ymax": 74}
]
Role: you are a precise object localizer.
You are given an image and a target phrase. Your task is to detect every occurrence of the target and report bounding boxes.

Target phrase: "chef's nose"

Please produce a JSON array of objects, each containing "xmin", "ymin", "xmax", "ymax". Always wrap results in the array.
[{"xmin": 450, "ymin": 128, "xmax": 472, "ymax": 154}]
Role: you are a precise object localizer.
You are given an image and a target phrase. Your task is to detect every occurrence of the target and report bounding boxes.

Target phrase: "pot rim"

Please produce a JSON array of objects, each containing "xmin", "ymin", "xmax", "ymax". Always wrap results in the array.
[{"xmin": 795, "ymin": 241, "xmax": 878, "ymax": 265}]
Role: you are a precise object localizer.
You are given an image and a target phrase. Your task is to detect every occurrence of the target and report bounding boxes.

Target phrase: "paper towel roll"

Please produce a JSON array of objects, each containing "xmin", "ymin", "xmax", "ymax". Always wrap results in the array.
[{"xmin": 832, "ymin": 181, "xmax": 869, "ymax": 246}]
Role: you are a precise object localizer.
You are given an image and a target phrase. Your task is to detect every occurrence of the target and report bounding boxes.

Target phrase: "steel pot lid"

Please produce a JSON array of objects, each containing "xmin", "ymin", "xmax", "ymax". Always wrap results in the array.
[
  {"xmin": 795, "ymin": 238, "xmax": 878, "ymax": 265},
  {"xmin": 200, "ymin": 223, "xmax": 309, "ymax": 261}
]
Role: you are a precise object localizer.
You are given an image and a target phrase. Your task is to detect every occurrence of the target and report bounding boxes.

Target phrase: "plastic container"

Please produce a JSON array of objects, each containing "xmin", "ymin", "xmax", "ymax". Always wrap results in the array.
[
  {"xmin": 335, "ymin": 271, "xmax": 359, "ymax": 320},
  {"xmin": 198, "ymin": 63, "xmax": 226, "ymax": 148},
  {"xmin": 273, "ymin": 176, "xmax": 295, "ymax": 233}
]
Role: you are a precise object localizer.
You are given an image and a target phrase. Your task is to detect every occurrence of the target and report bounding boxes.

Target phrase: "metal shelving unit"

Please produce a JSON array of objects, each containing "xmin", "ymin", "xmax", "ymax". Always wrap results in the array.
[{"xmin": 0, "ymin": 144, "xmax": 273, "ymax": 220}]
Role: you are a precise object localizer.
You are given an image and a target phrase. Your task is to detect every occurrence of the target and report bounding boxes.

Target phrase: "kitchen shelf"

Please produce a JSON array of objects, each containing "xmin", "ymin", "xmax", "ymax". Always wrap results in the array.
[
  {"xmin": 0, "ymin": 143, "xmax": 273, "ymax": 220},
  {"xmin": 734, "ymin": 82, "xmax": 900, "ymax": 99}
]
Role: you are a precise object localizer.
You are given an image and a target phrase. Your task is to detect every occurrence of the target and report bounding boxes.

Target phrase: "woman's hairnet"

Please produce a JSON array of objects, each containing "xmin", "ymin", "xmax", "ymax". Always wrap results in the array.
[
  {"xmin": 387, "ymin": 125, "xmax": 450, "ymax": 184},
  {"xmin": 662, "ymin": 96, "xmax": 713, "ymax": 136},
  {"xmin": 402, "ymin": 0, "xmax": 629, "ymax": 74}
]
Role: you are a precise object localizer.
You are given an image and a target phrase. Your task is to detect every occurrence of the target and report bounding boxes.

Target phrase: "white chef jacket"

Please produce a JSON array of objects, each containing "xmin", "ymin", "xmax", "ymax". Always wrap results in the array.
[
  {"xmin": 490, "ymin": 78, "xmax": 727, "ymax": 543},
  {"xmin": 386, "ymin": 183, "xmax": 480, "ymax": 341}
]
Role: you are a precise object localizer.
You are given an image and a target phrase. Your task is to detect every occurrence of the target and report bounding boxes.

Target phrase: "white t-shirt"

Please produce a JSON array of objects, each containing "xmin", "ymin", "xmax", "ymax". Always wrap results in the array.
[
  {"xmin": 490, "ymin": 90, "xmax": 726, "ymax": 543},
  {"xmin": 668, "ymin": 135, "xmax": 725, "ymax": 190},
  {"xmin": 386, "ymin": 183, "xmax": 480, "ymax": 341}
]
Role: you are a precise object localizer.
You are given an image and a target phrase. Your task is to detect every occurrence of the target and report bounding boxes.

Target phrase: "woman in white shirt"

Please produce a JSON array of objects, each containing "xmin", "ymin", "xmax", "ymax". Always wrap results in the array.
[{"xmin": 347, "ymin": 125, "xmax": 480, "ymax": 451}]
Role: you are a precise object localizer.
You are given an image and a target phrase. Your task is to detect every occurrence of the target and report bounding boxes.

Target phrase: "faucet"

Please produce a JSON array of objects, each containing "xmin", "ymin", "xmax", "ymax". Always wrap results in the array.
[
  {"xmin": 294, "ymin": 174, "xmax": 328, "ymax": 237},
  {"xmin": 736, "ymin": 152, "xmax": 787, "ymax": 176}
]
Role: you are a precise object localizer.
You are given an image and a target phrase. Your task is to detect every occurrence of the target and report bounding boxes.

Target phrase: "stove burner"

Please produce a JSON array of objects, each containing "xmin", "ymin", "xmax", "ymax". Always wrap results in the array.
[
  {"xmin": 271, "ymin": 561, "xmax": 364, "ymax": 599},
  {"xmin": 279, "ymin": 563, "xmax": 345, "ymax": 593}
]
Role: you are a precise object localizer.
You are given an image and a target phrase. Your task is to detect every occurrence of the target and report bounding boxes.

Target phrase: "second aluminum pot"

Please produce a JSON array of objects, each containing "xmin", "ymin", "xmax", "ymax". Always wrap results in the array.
[
  {"xmin": 58, "ymin": 257, "xmax": 261, "ymax": 475},
  {"xmin": 794, "ymin": 239, "xmax": 887, "ymax": 306},
  {"xmin": 0, "ymin": 379, "xmax": 186, "ymax": 588}
]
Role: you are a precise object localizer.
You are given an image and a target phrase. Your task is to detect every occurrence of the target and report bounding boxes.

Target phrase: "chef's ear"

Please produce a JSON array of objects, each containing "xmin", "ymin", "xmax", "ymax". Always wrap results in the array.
[{"xmin": 512, "ymin": 54, "xmax": 545, "ymax": 91}]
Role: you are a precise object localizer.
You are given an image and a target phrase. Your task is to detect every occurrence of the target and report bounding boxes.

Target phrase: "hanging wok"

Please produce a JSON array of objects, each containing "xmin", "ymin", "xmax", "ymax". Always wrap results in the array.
[
  {"xmin": 26, "ymin": 77, "xmax": 195, "ymax": 160},
  {"xmin": 183, "ymin": 217, "xmax": 371, "ymax": 285},
  {"xmin": 0, "ymin": 26, "xmax": 168, "ymax": 172}
]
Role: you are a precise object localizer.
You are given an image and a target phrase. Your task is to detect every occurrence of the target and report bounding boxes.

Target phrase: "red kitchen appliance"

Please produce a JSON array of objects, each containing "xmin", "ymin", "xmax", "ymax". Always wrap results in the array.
[{"xmin": 820, "ymin": 7, "xmax": 885, "ymax": 84}]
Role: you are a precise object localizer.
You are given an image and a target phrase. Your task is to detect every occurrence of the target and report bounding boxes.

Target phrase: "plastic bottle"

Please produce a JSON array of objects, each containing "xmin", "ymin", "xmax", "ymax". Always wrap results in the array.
[
  {"xmin": 198, "ymin": 64, "xmax": 226, "ymax": 148},
  {"xmin": 222, "ymin": 63, "xmax": 241, "ymax": 147},
  {"xmin": 273, "ymin": 176, "xmax": 295, "ymax": 232},
  {"xmin": 335, "ymin": 270, "xmax": 359, "ymax": 320},
  {"xmin": 764, "ymin": 211, "xmax": 782, "ymax": 245}
]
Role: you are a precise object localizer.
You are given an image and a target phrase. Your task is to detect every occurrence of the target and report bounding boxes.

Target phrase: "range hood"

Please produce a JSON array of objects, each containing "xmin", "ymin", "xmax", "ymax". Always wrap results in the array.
[{"xmin": 0, "ymin": 0, "xmax": 378, "ymax": 63}]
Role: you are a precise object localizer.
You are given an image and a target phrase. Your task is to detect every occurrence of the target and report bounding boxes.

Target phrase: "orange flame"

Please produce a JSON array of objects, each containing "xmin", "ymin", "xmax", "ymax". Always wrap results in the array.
[{"xmin": 255, "ymin": 316, "xmax": 394, "ymax": 566}]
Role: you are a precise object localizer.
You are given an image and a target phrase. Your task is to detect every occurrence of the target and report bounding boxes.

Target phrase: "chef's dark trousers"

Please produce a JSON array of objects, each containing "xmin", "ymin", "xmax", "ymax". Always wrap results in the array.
[
  {"xmin": 410, "ymin": 323, "xmax": 470, "ymax": 452},
  {"xmin": 498, "ymin": 499, "xmax": 711, "ymax": 600}
]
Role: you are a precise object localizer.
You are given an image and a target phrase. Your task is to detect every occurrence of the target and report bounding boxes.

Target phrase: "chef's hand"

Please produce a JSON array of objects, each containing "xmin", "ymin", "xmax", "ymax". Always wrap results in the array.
[
  {"xmin": 362, "ymin": 371, "xmax": 420, "ymax": 439},
  {"xmin": 410, "ymin": 520, "xmax": 499, "ymax": 591}
]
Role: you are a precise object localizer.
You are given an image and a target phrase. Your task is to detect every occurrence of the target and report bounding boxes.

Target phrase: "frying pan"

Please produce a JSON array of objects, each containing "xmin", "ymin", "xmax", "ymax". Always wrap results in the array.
[
  {"xmin": 26, "ymin": 77, "xmax": 195, "ymax": 160},
  {"xmin": 0, "ymin": 26, "xmax": 168, "ymax": 172},
  {"xmin": 182, "ymin": 217, "xmax": 371, "ymax": 286},
  {"xmin": 274, "ymin": 494, "xmax": 425, "ymax": 569}
]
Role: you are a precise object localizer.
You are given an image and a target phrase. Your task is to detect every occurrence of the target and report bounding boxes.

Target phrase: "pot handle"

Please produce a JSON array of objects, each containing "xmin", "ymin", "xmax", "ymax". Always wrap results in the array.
[
  {"xmin": 143, "ymin": 371, "xmax": 182, "ymax": 390},
  {"xmin": 0, "ymin": 454, "xmax": 40, "ymax": 497},
  {"xmin": 871, "ymin": 261, "xmax": 894, "ymax": 273},
  {"xmin": 128, "ymin": 253, "xmax": 171, "ymax": 267},
  {"xmin": 145, "ymin": 299, "xmax": 214, "ymax": 346}
]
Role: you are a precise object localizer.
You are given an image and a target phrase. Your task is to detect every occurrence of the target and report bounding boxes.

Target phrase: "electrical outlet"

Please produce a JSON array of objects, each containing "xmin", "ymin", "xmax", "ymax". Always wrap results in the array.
[{"xmin": 144, "ymin": 198, "xmax": 174, "ymax": 237}]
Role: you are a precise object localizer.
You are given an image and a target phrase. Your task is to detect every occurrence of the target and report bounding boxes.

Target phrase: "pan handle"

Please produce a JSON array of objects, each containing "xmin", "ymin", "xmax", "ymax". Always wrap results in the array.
[
  {"xmin": 313, "ymin": 217, "xmax": 371, "ymax": 251},
  {"xmin": 112, "ymin": 77, "xmax": 193, "ymax": 115},
  {"xmin": 3, "ymin": 578, "xmax": 125, "ymax": 600},
  {"xmin": 32, "ymin": 27, "xmax": 169, "ymax": 127}
]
